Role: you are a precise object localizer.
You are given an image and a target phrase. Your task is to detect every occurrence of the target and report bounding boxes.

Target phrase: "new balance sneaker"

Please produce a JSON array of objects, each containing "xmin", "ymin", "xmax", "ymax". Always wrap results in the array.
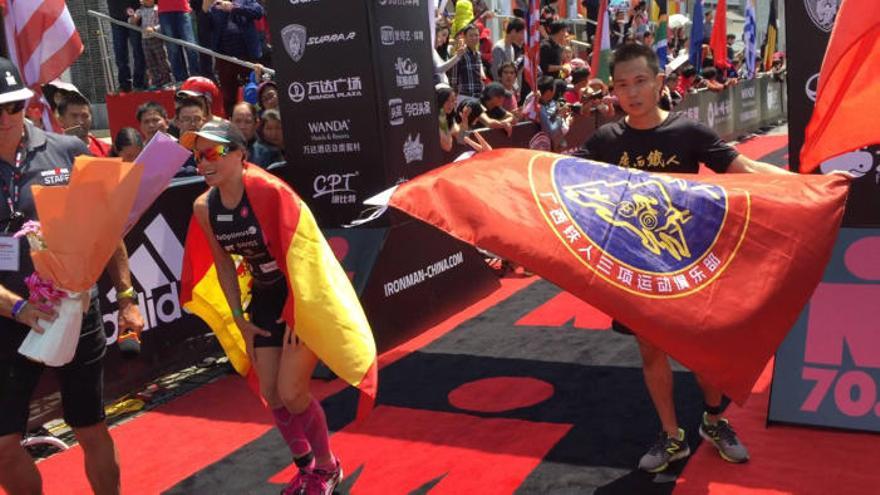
[
  {"xmin": 638, "ymin": 428, "xmax": 691, "ymax": 473},
  {"xmin": 699, "ymin": 413, "xmax": 750, "ymax": 463}
]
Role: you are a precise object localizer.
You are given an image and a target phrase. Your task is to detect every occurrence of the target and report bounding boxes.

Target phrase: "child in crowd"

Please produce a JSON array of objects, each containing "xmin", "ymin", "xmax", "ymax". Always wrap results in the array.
[{"xmin": 129, "ymin": 0, "xmax": 172, "ymax": 89}]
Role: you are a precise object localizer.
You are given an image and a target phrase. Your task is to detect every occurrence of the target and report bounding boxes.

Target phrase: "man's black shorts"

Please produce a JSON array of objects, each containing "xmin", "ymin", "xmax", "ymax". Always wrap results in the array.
[
  {"xmin": 0, "ymin": 298, "xmax": 106, "ymax": 437},
  {"xmin": 249, "ymin": 278, "xmax": 288, "ymax": 348}
]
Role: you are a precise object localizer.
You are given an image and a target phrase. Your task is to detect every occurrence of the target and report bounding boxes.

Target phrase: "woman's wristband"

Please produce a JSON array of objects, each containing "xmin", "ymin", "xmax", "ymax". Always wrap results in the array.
[
  {"xmin": 231, "ymin": 307, "xmax": 244, "ymax": 318},
  {"xmin": 11, "ymin": 299, "xmax": 27, "ymax": 321}
]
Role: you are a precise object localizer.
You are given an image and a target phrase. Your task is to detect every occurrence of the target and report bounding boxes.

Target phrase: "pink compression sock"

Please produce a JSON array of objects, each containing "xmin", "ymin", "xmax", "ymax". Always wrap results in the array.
[
  {"xmin": 272, "ymin": 407, "xmax": 311, "ymax": 460},
  {"xmin": 293, "ymin": 398, "xmax": 335, "ymax": 470}
]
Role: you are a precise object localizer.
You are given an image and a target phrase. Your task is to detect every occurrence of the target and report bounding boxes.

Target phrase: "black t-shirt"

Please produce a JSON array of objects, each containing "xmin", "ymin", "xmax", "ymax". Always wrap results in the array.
[
  {"xmin": 107, "ymin": 0, "xmax": 141, "ymax": 20},
  {"xmin": 539, "ymin": 38, "xmax": 562, "ymax": 75},
  {"xmin": 573, "ymin": 112, "xmax": 739, "ymax": 174},
  {"xmin": 573, "ymin": 112, "xmax": 739, "ymax": 334}
]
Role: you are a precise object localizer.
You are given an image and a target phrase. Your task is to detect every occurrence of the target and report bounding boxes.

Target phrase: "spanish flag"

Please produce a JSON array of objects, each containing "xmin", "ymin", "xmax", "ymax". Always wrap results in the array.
[
  {"xmin": 386, "ymin": 149, "xmax": 849, "ymax": 404},
  {"xmin": 180, "ymin": 165, "xmax": 378, "ymax": 409}
]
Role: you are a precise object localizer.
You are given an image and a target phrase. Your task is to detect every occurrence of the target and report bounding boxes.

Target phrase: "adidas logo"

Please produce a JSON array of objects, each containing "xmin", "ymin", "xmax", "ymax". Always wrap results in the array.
[{"xmin": 102, "ymin": 214, "xmax": 185, "ymax": 343}]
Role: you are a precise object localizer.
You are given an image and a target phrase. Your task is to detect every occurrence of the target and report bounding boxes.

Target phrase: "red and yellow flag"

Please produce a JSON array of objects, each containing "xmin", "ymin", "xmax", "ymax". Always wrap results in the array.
[
  {"xmin": 387, "ymin": 149, "xmax": 848, "ymax": 404},
  {"xmin": 800, "ymin": 0, "xmax": 880, "ymax": 172},
  {"xmin": 180, "ymin": 165, "xmax": 377, "ymax": 406}
]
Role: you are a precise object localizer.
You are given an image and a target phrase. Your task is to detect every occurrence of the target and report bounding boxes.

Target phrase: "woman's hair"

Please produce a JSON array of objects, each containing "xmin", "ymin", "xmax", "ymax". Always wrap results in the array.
[
  {"xmin": 111, "ymin": 127, "xmax": 143, "ymax": 156},
  {"xmin": 436, "ymin": 84, "xmax": 455, "ymax": 110}
]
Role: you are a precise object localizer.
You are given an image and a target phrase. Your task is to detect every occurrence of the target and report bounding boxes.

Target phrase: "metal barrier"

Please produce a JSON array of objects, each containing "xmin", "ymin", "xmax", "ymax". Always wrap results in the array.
[{"xmin": 86, "ymin": 10, "xmax": 274, "ymax": 93}]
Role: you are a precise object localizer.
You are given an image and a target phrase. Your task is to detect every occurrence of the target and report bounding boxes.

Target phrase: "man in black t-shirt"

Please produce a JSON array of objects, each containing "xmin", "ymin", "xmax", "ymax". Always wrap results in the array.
[
  {"xmin": 0, "ymin": 58, "xmax": 144, "ymax": 495},
  {"xmin": 574, "ymin": 44, "xmax": 791, "ymax": 473},
  {"xmin": 539, "ymin": 21, "xmax": 569, "ymax": 79}
]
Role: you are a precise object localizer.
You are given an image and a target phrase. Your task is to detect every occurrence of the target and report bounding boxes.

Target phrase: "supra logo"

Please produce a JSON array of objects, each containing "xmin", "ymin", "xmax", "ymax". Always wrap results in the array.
[
  {"xmin": 394, "ymin": 57, "xmax": 419, "ymax": 89},
  {"xmin": 403, "ymin": 133, "xmax": 424, "ymax": 164},
  {"xmin": 281, "ymin": 24, "xmax": 307, "ymax": 62},
  {"xmin": 804, "ymin": 0, "xmax": 839, "ymax": 32},
  {"xmin": 288, "ymin": 77, "xmax": 363, "ymax": 103},
  {"xmin": 103, "ymin": 214, "xmax": 184, "ymax": 342}
]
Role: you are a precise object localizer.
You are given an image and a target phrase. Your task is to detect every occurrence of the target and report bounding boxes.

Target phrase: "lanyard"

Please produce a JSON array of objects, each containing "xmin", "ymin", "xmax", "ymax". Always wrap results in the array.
[{"xmin": 1, "ymin": 143, "xmax": 26, "ymax": 216}]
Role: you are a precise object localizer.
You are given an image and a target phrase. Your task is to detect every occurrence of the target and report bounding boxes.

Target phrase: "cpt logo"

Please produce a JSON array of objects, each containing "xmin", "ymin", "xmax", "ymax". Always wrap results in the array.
[{"xmin": 530, "ymin": 156, "xmax": 750, "ymax": 298}]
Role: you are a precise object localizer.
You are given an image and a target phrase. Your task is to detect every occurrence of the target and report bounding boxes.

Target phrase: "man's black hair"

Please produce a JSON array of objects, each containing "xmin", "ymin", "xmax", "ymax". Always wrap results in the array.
[
  {"xmin": 570, "ymin": 67, "xmax": 591, "ymax": 85},
  {"xmin": 112, "ymin": 127, "xmax": 143, "ymax": 156},
  {"xmin": 610, "ymin": 42, "xmax": 661, "ymax": 77},
  {"xmin": 57, "ymin": 93, "xmax": 90, "ymax": 117},
  {"xmin": 506, "ymin": 17, "xmax": 525, "ymax": 34},
  {"xmin": 175, "ymin": 96, "xmax": 206, "ymax": 115},
  {"xmin": 537, "ymin": 75, "xmax": 556, "ymax": 94},
  {"xmin": 462, "ymin": 24, "xmax": 480, "ymax": 36},
  {"xmin": 680, "ymin": 64, "xmax": 697, "ymax": 78},
  {"xmin": 136, "ymin": 101, "xmax": 167, "ymax": 122},
  {"xmin": 548, "ymin": 21, "xmax": 568, "ymax": 36}
]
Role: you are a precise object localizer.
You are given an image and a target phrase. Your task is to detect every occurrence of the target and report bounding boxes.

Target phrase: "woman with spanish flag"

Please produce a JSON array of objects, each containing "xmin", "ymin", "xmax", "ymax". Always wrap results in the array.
[{"xmin": 178, "ymin": 122, "xmax": 377, "ymax": 495}]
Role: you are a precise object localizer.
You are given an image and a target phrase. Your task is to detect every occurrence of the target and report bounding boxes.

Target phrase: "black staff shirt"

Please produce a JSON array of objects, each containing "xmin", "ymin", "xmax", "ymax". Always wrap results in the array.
[
  {"xmin": 573, "ymin": 112, "xmax": 740, "ymax": 174},
  {"xmin": 0, "ymin": 121, "xmax": 90, "ymax": 301}
]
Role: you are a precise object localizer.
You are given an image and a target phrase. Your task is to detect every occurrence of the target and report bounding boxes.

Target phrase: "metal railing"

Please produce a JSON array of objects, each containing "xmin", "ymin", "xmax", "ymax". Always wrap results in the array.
[{"xmin": 87, "ymin": 10, "xmax": 275, "ymax": 93}]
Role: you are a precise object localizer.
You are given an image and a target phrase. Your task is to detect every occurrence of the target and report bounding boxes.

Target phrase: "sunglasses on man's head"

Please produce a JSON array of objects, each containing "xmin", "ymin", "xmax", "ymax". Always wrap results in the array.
[
  {"xmin": 194, "ymin": 144, "xmax": 231, "ymax": 162},
  {"xmin": 0, "ymin": 100, "xmax": 26, "ymax": 115}
]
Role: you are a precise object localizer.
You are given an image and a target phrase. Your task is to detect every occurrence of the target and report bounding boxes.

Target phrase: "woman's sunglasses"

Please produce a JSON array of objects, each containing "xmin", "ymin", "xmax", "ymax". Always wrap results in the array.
[{"xmin": 194, "ymin": 144, "xmax": 231, "ymax": 162}]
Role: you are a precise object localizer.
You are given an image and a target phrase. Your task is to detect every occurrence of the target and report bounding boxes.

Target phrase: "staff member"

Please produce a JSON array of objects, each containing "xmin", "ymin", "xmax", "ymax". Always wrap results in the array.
[{"xmin": 0, "ymin": 58, "xmax": 144, "ymax": 495}]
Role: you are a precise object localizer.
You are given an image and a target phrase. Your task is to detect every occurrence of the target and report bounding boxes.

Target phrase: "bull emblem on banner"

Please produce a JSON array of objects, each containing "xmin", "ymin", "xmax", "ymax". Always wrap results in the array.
[
  {"xmin": 563, "ymin": 179, "xmax": 693, "ymax": 261},
  {"xmin": 281, "ymin": 24, "xmax": 307, "ymax": 62}
]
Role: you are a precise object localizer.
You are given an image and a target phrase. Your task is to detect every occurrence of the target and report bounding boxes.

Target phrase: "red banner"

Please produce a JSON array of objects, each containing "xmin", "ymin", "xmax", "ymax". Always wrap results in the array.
[{"xmin": 388, "ymin": 149, "xmax": 849, "ymax": 403}]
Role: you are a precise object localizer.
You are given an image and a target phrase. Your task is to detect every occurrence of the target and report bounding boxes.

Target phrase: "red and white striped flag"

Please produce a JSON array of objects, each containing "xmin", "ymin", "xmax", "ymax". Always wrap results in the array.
[
  {"xmin": 2, "ymin": 0, "xmax": 83, "ymax": 130},
  {"xmin": 522, "ymin": 0, "xmax": 541, "ymax": 120}
]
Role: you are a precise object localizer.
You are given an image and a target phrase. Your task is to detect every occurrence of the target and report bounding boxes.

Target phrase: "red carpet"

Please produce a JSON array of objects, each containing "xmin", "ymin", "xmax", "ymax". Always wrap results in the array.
[
  {"xmin": 14, "ymin": 135, "xmax": 880, "ymax": 495},
  {"xmin": 676, "ymin": 361, "xmax": 880, "ymax": 495},
  {"xmin": 26, "ymin": 277, "xmax": 537, "ymax": 495}
]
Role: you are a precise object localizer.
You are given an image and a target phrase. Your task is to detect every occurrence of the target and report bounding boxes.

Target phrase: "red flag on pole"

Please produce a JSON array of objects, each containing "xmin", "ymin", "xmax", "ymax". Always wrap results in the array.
[
  {"xmin": 800, "ymin": 0, "xmax": 880, "ymax": 172},
  {"xmin": 387, "ymin": 149, "xmax": 848, "ymax": 403},
  {"xmin": 709, "ymin": 0, "xmax": 728, "ymax": 68}
]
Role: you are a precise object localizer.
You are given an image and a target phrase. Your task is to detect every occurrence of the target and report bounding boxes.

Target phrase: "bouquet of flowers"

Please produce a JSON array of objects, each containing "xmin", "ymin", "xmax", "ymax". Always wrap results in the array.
[
  {"xmin": 14, "ymin": 220, "xmax": 90, "ymax": 366},
  {"xmin": 15, "ymin": 156, "xmax": 142, "ymax": 366}
]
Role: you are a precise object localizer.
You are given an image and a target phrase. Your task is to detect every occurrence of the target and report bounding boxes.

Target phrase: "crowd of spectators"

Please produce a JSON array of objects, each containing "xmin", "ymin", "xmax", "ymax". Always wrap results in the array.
[
  {"xmin": 26, "ymin": 1, "xmax": 283, "ymax": 176},
  {"xmin": 433, "ymin": 1, "xmax": 786, "ymax": 152}
]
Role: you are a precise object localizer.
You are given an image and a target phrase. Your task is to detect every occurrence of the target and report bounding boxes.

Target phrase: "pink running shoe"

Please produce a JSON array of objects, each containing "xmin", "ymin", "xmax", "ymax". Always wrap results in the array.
[
  {"xmin": 280, "ymin": 468, "xmax": 311, "ymax": 495},
  {"xmin": 304, "ymin": 459, "xmax": 343, "ymax": 495}
]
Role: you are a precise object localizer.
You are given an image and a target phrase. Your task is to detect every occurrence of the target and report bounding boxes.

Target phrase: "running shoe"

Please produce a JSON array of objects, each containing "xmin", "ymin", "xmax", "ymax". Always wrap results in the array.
[
  {"xmin": 638, "ymin": 428, "xmax": 691, "ymax": 473},
  {"xmin": 699, "ymin": 413, "xmax": 750, "ymax": 463}
]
